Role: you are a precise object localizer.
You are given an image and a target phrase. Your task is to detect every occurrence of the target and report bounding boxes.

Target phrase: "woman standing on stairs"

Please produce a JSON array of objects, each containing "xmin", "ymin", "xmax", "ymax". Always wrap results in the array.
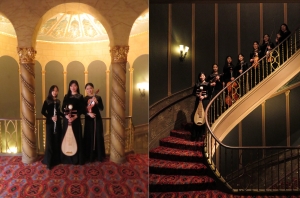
[{"xmin": 191, "ymin": 72, "xmax": 210, "ymax": 141}]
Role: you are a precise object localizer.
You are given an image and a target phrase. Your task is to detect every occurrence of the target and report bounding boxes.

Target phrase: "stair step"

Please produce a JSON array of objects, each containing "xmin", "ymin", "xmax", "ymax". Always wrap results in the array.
[
  {"xmin": 149, "ymin": 190, "xmax": 215, "ymax": 198},
  {"xmin": 170, "ymin": 130, "xmax": 191, "ymax": 140},
  {"xmin": 149, "ymin": 146, "xmax": 204, "ymax": 162},
  {"xmin": 149, "ymin": 158, "xmax": 208, "ymax": 175},
  {"xmin": 149, "ymin": 173, "xmax": 216, "ymax": 192},
  {"xmin": 160, "ymin": 136, "xmax": 203, "ymax": 151}
]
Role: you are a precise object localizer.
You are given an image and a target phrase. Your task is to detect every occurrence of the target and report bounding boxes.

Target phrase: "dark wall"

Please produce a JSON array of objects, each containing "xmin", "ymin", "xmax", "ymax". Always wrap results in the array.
[
  {"xmin": 171, "ymin": 4, "xmax": 193, "ymax": 93},
  {"xmin": 150, "ymin": 3, "xmax": 300, "ymax": 105},
  {"xmin": 290, "ymin": 86, "xmax": 300, "ymax": 146},
  {"xmin": 149, "ymin": 4, "xmax": 169, "ymax": 105}
]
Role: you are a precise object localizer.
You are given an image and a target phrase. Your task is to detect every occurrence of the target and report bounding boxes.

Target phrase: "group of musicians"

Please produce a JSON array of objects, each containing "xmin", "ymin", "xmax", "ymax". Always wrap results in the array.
[{"xmin": 191, "ymin": 23, "xmax": 291, "ymax": 141}]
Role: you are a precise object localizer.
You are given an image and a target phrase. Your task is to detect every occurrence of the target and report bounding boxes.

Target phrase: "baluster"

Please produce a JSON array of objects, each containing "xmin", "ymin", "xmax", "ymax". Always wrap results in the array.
[
  {"xmin": 278, "ymin": 150, "xmax": 280, "ymax": 190},
  {"xmin": 284, "ymin": 151, "xmax": 286, "ymax": 190},
  {"xmin": 291, "ymin": 149, "xmax": 293, "ymax": 190},
  {"xmin": 257, "ymin": 149, "xmax": 259, "ymax": 190}
]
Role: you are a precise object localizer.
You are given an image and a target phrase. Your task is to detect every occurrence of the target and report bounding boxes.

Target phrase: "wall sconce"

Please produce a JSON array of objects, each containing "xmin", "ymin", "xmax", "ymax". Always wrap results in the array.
[
  {"xmin": 137, "ymin": 82, "xmax": 148, "ymax": 97},
  {"xmin": 179, "ymin": 45, "xmax": 189, "ymax": 62}
]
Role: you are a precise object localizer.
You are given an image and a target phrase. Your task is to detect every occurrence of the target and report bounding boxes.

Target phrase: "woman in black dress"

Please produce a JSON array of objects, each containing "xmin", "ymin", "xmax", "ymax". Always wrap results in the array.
[
  {"xmin": 84, "ymin": 83, "xmax": 105, "ymax": 163},
  {"xmin": 191, "ymin": 72, "xmax": 210, "ymax": 141},
  {"xmin": 222, "ymin": 56, "xmax": 236, "ymax": 84},
  {"xmin": 61, "ymin": 80, "xmax": 85, "ymax": 165},
  {"xmin": 249, "ymin": 41, "xmax": 263, "ymax": 87},
  {"xmin": 41, "ymin": 85, "xmax": 63, "ymax": 169},
  {"xmin": 207, "ymin": 64, "xmax": 223, "ymax": 121},
  {"xmin": 235, "ymin": 53, "xmax": 248, "ymax": 96},
  {"xmin": 278, "ymin": 23, "xmax": 291, "ymax": 63}
]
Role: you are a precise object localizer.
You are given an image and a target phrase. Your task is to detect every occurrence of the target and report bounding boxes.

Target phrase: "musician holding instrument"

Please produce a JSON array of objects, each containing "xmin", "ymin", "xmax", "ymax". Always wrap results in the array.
[
  {"xmin": 83, "ymin": 83, "xmax": 105, "ymax": 163},
  {"xmin": 41, "ymin": 85, "xmax": 63, "ymax": 170},
  {"xmin": 278, "ymin": 23, "xmax": 291, "ymax": 63},
  {"xmin": 61, "ymin": 80, "xmax": 85, "ymax": 165},
  {"xmin": 249, "ymin": 41, "xmax": 263, "ymax": 87},
  {"xmin": 191, "ymin": 72, "xmax": 210, "ymax": 141},
  {"xmin": 235, "ymin": 54, "xmax": 248, "ymax": 96},
  {"xmin": 208, "ymin": 64, "xmax": 223, "ymax": 99}
]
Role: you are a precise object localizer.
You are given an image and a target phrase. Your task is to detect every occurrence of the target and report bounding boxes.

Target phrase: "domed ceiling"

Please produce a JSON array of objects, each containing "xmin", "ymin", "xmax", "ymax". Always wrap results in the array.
[{"xmin": 0, "ymin": 11, "xmax": 148, "ymax": 43}]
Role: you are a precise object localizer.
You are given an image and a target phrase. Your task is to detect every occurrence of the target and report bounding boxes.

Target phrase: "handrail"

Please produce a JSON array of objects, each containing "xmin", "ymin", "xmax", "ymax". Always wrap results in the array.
[{"xmin": 204, "ymin": 26, "xmax": 300, "ymax": 193}]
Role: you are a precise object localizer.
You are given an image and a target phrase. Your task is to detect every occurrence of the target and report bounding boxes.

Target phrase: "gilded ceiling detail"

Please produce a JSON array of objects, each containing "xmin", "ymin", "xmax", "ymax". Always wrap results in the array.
[{"xmin": 0, "ymin": 11, "xmax": 148, "ymax": 43}]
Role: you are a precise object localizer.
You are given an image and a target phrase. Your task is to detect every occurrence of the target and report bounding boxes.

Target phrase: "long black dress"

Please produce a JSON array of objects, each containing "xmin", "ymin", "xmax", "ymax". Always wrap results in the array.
[
  {"xmin": 83, "ymin": 95, "xmax": 105, "ymax": 162},
  {"xmin": 191, "ymin": 80, "xmax": 210, "ymax": 141},
  {"xmin": 41, "ymin": 99, "xmax": 63, "ymax": 169},
  {"xmin": 61, "ymin": 93, "xmax": 85, "ymax": 165}
]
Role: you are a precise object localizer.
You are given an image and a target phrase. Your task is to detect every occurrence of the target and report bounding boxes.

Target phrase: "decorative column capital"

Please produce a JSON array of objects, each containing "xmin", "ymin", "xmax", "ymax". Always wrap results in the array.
[
  {"xmin": 63, "ymin": 71, "xmax": 67, "ymax": 75},
  {"xmin": 106, "ymin": 70, "xmax": 110, "ymax": 74},
  {"xmin": 17, "ymin": 47, "xmax": 36, "ymax": 64},
  {"xmin": 128, "ymin": 68, "xmax": 134, "ymax": 72},
  {"xmin": 110, "ymin": 46, "xmax": 129, "ymax": 63},
  {"xmin": 42, "ymin": 70, "xmax": 46, "ymax": 75},
  {"xmin": 84, "ymin": 71, "xmax": 88, "ymax": 75}
]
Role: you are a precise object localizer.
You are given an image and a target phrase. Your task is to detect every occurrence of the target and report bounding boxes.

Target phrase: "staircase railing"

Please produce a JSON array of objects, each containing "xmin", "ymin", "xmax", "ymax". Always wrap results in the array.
[{"xmin": 205, "ymin": 26, "xmax": 300, "ymax": 193}]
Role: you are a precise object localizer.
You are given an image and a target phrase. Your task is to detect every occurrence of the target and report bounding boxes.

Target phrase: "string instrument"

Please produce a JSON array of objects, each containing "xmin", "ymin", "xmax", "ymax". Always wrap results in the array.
[
  {"xmin": 61, "ymin": 104, "xmax": 78, "ymax": 156},
  {"xmin": 209, "ymin": 73, "xmax": 224, "ymax": 83},
  {"xmin": 53, "ymin": 100, "xmax": 57, "ymax": 134},
  {"xmin": 265, "ymin": 44, "xmax": 274, "ymax": 62},
  {"xmin": 87, "ymin": 89, "xmax": 99, "ymax": 113},
  {"xmin": 225, "ymin": 67, "xmax": 239, "ymax": 106},
  {"xmin": 193, "ymin": 86, "xmax": 206, "ymax": 126},
  {"xmin": 252, "ymin": 51, "xmax": 259, "ymax": 68}
]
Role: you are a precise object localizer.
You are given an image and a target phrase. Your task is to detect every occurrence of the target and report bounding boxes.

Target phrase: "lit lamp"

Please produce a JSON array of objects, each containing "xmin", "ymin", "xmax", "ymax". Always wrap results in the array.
[
  {"xmin": 179, "ymin": 45, "xmax": 189, "ymax": 62},
  {"xmin": 137, "ymin": 82, "xmax": 148, "ymax": 97}
]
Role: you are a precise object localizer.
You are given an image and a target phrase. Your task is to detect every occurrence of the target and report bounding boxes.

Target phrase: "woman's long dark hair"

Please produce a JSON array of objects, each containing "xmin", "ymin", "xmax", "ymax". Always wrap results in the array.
[
  {"xmin": 85, "ymin": 82, "xmax": 94, "ymax": 89},
  {"xmin": 237, "ymin": 53, "xmax": 245, "ymax": 64},
  {"xmin": 67, "ymin": 80, "xmax": 80, "ymax": 96},
  {"xmin": 196, "ymin": 72, "xmax": 205, "ymax": 86},
  {"xmin": 47, "ymin": 85, "xmax": 59, "ymax": 101},
  {"xmin": 224, "ymin": 55, "xmax": 234, "ymax": 67}
]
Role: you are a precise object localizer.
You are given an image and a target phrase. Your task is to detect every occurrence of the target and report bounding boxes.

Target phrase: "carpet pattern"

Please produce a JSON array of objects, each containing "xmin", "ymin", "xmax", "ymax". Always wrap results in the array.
[{"xmin": 0, "ymin": 154, "xmax": 148, "ymax": 198}]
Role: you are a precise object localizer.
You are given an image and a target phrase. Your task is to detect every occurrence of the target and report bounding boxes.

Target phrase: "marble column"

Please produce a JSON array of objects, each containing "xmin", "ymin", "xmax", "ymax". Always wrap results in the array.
[
  {"xmin": 17, "ymin": 47, "xmax": 37, "ymax": 164},
  {"xmin": 109, "ymin": 46, "xmax": 129, "ymax": 164}
]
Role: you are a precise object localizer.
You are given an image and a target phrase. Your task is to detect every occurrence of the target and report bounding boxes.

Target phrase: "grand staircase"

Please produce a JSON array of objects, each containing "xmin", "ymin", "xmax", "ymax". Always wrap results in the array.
[{"xmin": 149, "ymin": 27, "xmax": 300, "ymax": 196}]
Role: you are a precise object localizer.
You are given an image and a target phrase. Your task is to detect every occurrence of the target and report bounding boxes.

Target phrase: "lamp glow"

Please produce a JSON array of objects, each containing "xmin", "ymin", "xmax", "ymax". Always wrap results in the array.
[{"xmin": 179, "ymin": 45, "xmax": 189, "ymax": 62}]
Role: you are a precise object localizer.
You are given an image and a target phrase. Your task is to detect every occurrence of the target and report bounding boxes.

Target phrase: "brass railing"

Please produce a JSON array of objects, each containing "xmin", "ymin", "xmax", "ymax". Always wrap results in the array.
[
  {"xmin": 205, "ymin": 26, "xmax": 300, "ymax": 193},
  {"xmin": 0, "ymin": 116, "xmax": 134, "ymax": 155}
]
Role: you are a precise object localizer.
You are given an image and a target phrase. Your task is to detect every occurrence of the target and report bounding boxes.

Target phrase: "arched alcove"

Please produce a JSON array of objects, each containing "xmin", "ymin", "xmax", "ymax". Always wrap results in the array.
[
  {"xmin": 45, "ymin": 61, "xmax": 64, "ymax": 103},
  {"xmin": 132, "ymin": 54, "xmax": 148, "ymax": 126},
  {"xmin": 0, "ymin": 56, "xmax": 19, "ymax": 118},
  {"xmin": 87, "ymin": 60, "xmax": 107, "ymax": 116},
  {"xmin": 67, "ymin": 61, "xmax": 85, "ymax": 95}
]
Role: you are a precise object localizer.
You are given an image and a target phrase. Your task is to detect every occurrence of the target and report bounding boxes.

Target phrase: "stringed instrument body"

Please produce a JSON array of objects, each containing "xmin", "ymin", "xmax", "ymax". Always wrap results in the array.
[
  {"xmin": 87, "ymin": 89, "xmax": 99, "ymax": 113},
  {"xmin": 61, "ymin": 104, "xmax": 78, "ymax": 156},
  {"xmin": 225, "ymin": 68, "xmax": 239, "ymax": 107},
  {"xmin": 193, "ymin": 86, "xmax": 206, "ymax": 126}
]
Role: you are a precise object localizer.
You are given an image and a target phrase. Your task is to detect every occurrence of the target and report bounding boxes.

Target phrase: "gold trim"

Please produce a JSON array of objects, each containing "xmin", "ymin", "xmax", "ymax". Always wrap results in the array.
[
  {"xmin": 17, "ymin": 47, "xmax": 36, "ymax": 64},
  {"xmin": 260, "ymin": 3, "xmax": 263, "ymax": 42},
  {"xmin": 285, "ymin": 90, "xmax": 290, "ymax": 146},
  {"xmin": 284, "ymin": 3, "xmax": 287, "ymax": 24},
  {"xmin": 215, "ymin": 3, "xmax": 218, "ymax": 63},
  {"xmin": 168, "ymin": 4, "xmax": 172, "ymax": 96},
  {"xmin": 192, "ymin": 4, "xmax": 195, "ymax": 86},
  {"xmin": 237, "ymin": 3, "xmax": 241, "ymax": 54},
  {"xmin": 110, "ymin": 46, "xmax": 129, "ymax": 63},
  {"xmin": 261, "ymin": 101, "xmax": 266, "ymax": 147}
]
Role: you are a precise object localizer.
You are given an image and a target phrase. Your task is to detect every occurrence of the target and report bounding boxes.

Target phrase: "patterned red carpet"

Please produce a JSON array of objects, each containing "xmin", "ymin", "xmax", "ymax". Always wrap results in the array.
[
  {"xmin": 0, "ymin": 154, "xmax": 148, "ymax": 198},
  {"xmin": 149, "ymin": 125, "xmax": 300, "ymax": 198}
]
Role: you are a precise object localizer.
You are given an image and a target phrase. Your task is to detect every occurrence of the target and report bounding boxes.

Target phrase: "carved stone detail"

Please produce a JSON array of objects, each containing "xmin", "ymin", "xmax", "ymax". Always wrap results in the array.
[
  {"xmin": 18, "ymin": 47, "xmax": 37, "ymax": 164},
  {"xmin": 110, "ymin": 46, "xmax": 129, "ymax": 63},
  {"xmin": 17, "ymin": 47, "xmax": 36, "ymax": 64}
]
